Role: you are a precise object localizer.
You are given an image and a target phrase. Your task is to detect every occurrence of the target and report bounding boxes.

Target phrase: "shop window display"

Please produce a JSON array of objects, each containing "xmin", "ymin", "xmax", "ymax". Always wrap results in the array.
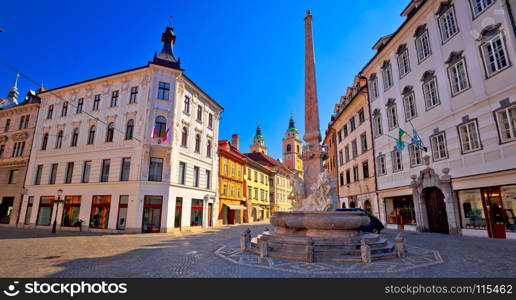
[
  {"xmin": 458, "ymin": 189, "xmax": 486, "ymax": 229},
  {"xmin": 502, "ymin": 185, "xmax": 516, "ymax": 232},
  {"xmin": 385, "ymin": 196, "xmax": 416, "ymax": 225}
]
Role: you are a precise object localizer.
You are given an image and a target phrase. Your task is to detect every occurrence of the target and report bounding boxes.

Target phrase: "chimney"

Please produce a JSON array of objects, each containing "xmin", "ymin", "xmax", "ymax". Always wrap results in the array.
[{"xmin": 231, "ymin": 134, "xmax": 240, "ymax": 151}]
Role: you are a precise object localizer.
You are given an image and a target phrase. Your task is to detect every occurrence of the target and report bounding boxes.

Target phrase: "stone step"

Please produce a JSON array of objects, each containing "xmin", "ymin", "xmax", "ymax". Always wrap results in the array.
[
  {"xmin": 315, "ymin": 244, "xmax": 394, "ymax": 256},
  {"xmin": 316, "ymin": 251, "xmax": 398, "ymax": 262},
  {"xmin": 267, "ymin": 251, "xmax": 307, "ymax": 261},
  {"xmin": 268, "ymin": 245, "xmax": 306, "ymax": 254}
]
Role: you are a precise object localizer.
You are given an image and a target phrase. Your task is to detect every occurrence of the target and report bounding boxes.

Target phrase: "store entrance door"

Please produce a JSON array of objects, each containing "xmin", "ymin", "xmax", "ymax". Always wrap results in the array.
[
  {"xmin": 142, "ymin": 196, "xmax": 162, "ymax": 233},
  {"xmin": 482, "ymin": 187, "xmax": 506, "ymax": 239},
  {"xmin": 0, "ymin": 197, "xmax": 14, "ymax": 224},
  {"xmin": 424, "ymin": 187, "xmax": 449, "ymax": 234}
]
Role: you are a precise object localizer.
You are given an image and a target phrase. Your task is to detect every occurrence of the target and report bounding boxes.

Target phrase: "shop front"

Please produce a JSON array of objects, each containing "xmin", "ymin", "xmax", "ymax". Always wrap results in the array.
[
  {"xmin": 457, "ymin": 185, "xmax": 516, "ymax": 239},
  {"xmin": 219, "ymin": 200, "xmax": 246, "ymax": 225},
  {"xmin": 384, "ymin": 195, "xmax": 417, "ymax": 231}
]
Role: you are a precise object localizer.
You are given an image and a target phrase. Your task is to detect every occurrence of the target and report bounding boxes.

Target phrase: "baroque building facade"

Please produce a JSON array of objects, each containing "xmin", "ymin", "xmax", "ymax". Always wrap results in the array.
[
  {"xmin": 0, "ymin": 76, "xmax": 40, "ymax": 226},
  {"xmin": 282, "ymin": 114, "xmax": 304, "ymax": 179},
  {"xmin": 362, "ymin": 0, "xmax": 516, "ymax": 239},
  {"xmin": 19, "ymin": 25, "xmax": 223, "ymax": 233},
  {"xmin": 244, "ymin": 154, "xmax": 273, "ymax": 222}
]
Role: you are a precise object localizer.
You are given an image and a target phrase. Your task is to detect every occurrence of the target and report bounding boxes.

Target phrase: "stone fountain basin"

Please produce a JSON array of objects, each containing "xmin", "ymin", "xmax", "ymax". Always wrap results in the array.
[{"xmin": 270, "ymin": 211, "xmax": 370, "ymax": 238}]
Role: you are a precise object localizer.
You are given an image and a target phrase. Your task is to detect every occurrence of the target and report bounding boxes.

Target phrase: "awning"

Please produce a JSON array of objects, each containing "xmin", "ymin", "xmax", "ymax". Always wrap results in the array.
[{"xmin": 224, "ymin": 203, "xmax": 247, "ymax": 210}]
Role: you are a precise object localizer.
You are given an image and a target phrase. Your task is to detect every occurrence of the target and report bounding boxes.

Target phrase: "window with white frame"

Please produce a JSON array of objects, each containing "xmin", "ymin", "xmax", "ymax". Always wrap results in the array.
[
  {"xmin": 397, "ymin": 46, "xmax": 411, "ymax": 78},
  {"xmin": 386, "ymin": 101, "xmax": 399, "ymax": 130},
  {"xmin": 438, "ymin": 5, "xmax": 459, "ymax": 43},
  {"xmin": 369, "ymin": 75, "xmax": 379, "ymax": 100},
  {"xmin": 447, "ymin": 55, "xmax": 470, "ymax": 95},
  {"xmin": 382, "ymin": 62, "xmax": 394, "ymax": 91},
  {"xmin": 470, "ymin": 0, "xmax": 495, "ymax": 17},
  {"xmin": 403, "ymin": 92, "xmax": 417, "ymax": 121},
  {"xmin": 495, "ymin": 104, "xmax": 516, "ymax": 143},
  {"xmin": 430, "ymin": 132, "xmax": 449, "ymax": 161},
  {"xmin": 408, "ymin": 144, "xmax": 423, "ymax": 167},
  {"xmin": 415, "ymin": 29, "xmax": 432, "ymax": 62},
  {"xmin": 391, "ymin": 150, "xmax": 403, "ymax": 172},
  {"xmin": 373, "ymin": 112, "xmax": 383, "ymax": 137},
  {"xmin": 458, "ymin": 120, "xmax": 482, "ymax": 153},
  {"xmin": 422, "ymin": 72, "xmax": 440, "ymax": 110},
  {"xmin": 480, "ymin": 32, "xmax": 510, "ymax": 77}
]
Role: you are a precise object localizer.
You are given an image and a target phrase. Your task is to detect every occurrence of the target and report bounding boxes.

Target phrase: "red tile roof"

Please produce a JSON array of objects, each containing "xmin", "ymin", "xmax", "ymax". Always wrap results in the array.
[{"xmin": 244, "ymin": 152, "xmax": 293, "ymax": 174}]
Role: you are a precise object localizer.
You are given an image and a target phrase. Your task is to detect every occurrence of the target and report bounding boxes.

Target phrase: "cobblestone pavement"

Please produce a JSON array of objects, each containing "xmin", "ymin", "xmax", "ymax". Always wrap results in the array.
[{"xmin": 0, "ymin": 224, "xmax": 515, "ymax": 278}]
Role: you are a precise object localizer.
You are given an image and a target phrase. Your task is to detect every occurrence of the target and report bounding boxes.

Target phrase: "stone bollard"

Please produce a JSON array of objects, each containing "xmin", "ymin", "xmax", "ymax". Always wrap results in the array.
[
  {"xmin": 240, "ymin": 228, "xmax": 251, "ymax": 251},
  {"xmin": 395, "ymin": 234, "xmax": 406, "ymax": 257},
  {"xmin": 306, "ymin": 238, "xmax": 315, "ymax": 263},
  {"xmin": 360, "ymin": 239, "xmax": 372, "ymax": 263},
  {"xmin": 259, "ymin": 236, "xmax": 269, "ymax": 258}
]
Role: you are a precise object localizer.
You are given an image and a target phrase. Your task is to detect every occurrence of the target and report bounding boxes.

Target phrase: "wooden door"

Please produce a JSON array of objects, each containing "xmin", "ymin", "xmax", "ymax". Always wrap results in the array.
[
  {"xmin": 208, "ymin": 203, "xmax": 213, "ymax": 227},
  {"xmin": 482, "ymin": 187, "xmax": 506, "ymax": 239},
  {"xmin": 425, "ymin": 188, "xmax": 449, "ymax": 234}
]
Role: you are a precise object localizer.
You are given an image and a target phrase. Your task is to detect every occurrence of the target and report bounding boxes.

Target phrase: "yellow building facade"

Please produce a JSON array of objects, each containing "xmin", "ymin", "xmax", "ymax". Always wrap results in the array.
[{"xmin": 244, "ymin": 158, "xmax": 273, "ymax": 222}]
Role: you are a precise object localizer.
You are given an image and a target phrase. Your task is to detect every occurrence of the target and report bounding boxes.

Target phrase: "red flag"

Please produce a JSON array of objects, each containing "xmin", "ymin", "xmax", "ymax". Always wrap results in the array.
[
  {"xmin": 152, "ymin": 126, "xmax": 158, "ymax": 140},
  {"xmin": 162, "ymin": 128, "xmax": 170, "ymax": 142}
]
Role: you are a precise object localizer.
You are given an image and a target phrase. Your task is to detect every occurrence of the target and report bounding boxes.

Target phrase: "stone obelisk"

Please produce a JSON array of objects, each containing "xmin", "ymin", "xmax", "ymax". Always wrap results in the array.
[{"xmin": 302, "ymin": 10, "xmax": 323, "ymax": 196}]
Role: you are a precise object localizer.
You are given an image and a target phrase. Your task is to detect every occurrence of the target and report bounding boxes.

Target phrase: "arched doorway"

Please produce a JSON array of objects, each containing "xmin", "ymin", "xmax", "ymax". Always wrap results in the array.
[
  {"xmin": 364, "ymin": 200, "xmax": 372, "ymax": 214},
  {"xmin": 424, "ymin": 187, "xmax": 449, "ymax": 234},
  {"xmin": 349, "ymin": 201, "xmax": 356, "ymax": 208},
  {"xmin": 341, "ymin": 202, "xmax": 346, "ymax": 209}
]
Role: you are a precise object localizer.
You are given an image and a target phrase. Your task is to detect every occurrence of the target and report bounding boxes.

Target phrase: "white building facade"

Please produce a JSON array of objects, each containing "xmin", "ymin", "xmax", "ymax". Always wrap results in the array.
[
  {"xmin": 362, "ymin": 0, "xmax": 516, "ymax": 239},
  {"xmin": 19, "ymin": 26, "xmax": 223, "ymax": 233}
]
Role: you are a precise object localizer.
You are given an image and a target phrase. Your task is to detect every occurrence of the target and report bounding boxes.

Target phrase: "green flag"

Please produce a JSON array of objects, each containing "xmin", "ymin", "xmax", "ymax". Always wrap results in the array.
[{"xmin": 396, "ymin": 128, "xmax": 406, "ymax": 151}]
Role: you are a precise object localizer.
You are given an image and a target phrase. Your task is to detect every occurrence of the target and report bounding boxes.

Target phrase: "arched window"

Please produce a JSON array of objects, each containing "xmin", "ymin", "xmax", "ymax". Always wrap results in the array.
[
  {"xmin": 105, "ymin": 122, "xmax": 115, "ymax": 142},
  {"xmin": 125, "ymin": 119, "xmax": 134, "ymax": 140},
  {"xmin": 197, "ymin": 106, "xmax": 203, "ymax": 121},
  {"xmin": 71, "ymin": 128, "xmax": 79, "ymax": 147},
  {"xmin": 184, "ymin": 97, "xmax": 190, "ymax": 113},
  {"xmin": 87, "ymin": 125, "xmax": 96, "ymax": 144},
  {"xmin": 194, "ymin": 134, "xmax": 201, "ymax": 153},
  {"xmin": 41, "ymin": 133, "xmax": 48, "ymax": 150},
  {"xmin": 181, "ymin": 127, "xmax": 188, "ymax": 147},
  {"xmin": 286, "ymin": 144, "xmax": 292, "ymax": 152},
  {"xmin": 206, "ymin": 140, "xmax": 212, "ymax": 158},
  {"xmin": 55, "ymin": 130, "xmax": 63, "ymax": 149},
  {"xmin": 155, "ymin": 116, "xmax": 167, "ymax": 138}
]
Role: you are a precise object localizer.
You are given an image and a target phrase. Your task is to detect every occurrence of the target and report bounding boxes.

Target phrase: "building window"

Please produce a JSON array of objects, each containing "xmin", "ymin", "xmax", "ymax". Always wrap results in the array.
[
  {"xmin": 495, "ymin": 104, "xmax": 516, "ymax": 143},
  {"xmin": 193, "ymin": 166, "xmax": 200, "ymax": 187},
  {"xmin": 391, "ymin": 150, "xmax": 403, "ymax": 172},
  {"xmin": 183, "ymin": 96, "xmax": 190, "ymax": 114},
  {"xmin": 125, "ymin": 119, "xmax": 134, "ymax": 140},
  {"xmin": 117, "ymin": 195, "xmax": 128, "ymax": 230},
  {"xmin": 351, "ymin": 139, "xmax": 358, "ymax": 158},
  {"xmin": 430, "ymin": 131, "xmax": 449, "ymax": 161},
  {"xmin": 12, "ymin": 142, "xmax": 25, "ymax": 157},
  {"xmin": 373, "ymin": 112, "xmax": 383, "ymax": 137},
  {"xmin": 350, "ymin": 117, "xmax": 356, "ymax": 132},
  {"xmin": 155, "ymin": 116, "xmax": 167, "ymax": 139},
  {"xmin": 206, "ymin": 170, "xmax": 211, "ymax": 189},
  {"xmin": 191, "ymin": 199, "xmax": 203, "ymax": 227},
  {"xmin": 149, "ymin": 157, "xmax": 163, "ymax": 182},
  {"xmin": 0, "ymin": 144, "xmax": 4, "ymax": 157},
  {"xmin": 402, "ymin": 92, "xmax": 418, "ymax": 121},
  {"xmin": 47, "ymin": 105, "xmax": 54, "ymax": 119},
  {"xmin": 470, "ymin": 0, "xmax": 495, "ymax": 17},
  {"xmin": 41, "ymin": 133, "xmax": 48, "ymax": 150},
  {"xmin": 387, "ymin": 102, "xmax": 399, "ymax": 130},
  {"xmin": 90, "ymin": 196, "xmax": 111, "ymax": 229},
  {"xmin": 385, "ymin": 196, "xmax": 416, "ymax": 225},
  {"xmin": 82, "ymin": 161, "xmax": 91, "ymax": 183},
  {"xmin": 376, "ymin": 155, "xmax": 386, "ymax": 175},
  {"xmin": 206, "ymin": 140, "xmax": 212, "ymax": 158},
  {"xmin": 448, "ymin": 56, "xmax": 470, "ymax": 96},
  {"xmin": 181, "ymin": 127, "xmax": 188, "ymax": 147},
  {"xmin": 129, "ymin": 87, "xmax": 138, "ymax": 104},
  {"xmin": 100, "ymin": 159, "xmax": 110, "ymax": 182},
  {"xmin": 194, "ymin": 134, "xmax": 201, "ymax": 153},
  {"xmin": 358, "ymin": 108, "xmax": 365, "ymax": 124},
  {"xmin": 337, "ymin": 130, "xmax": 343, "ymax": 143},
  {"xmin": 197, "ymin": 106, "xmax": 203, "ymax": 122},
  {"xmin": 8, "ymin": 169, "xmax": 18, "ymax": 184},
  {"xmin": 49, "ymin": 163, "xmax": 58, "ymax": 184},
  {"xmin": 369, "ymin": 75, "xmax": 379, "ymax": 100},
  {"xmin": 4, "ymin": 119, "xmax": 10, "ymax": 132},
  {"xmin": 422, "ymin": 74, "xmax": 441, "ymax": 110},
  {"xmin": 458, "ymin": 120, "xmax": 482, "ymax": 153},
  {"xmin": 338, "ymin": 150, "xmax": 344, "ymax": 166},
  {"xmin": 343, "ymin": 124, "xmax": 348, "ymax": 137},
  {"xmin": 408, "ymin": 144, "xmax": 423, "ymax": 167},
  {"xmin": 178, "ymin": 162, "xmax": 186, "ymax": 184},
  {"xmin": 438, "ymin": 5, "xmax": 459, "ymax": 43},
  {"xmin": 65, "ymin": 162, "xmax": 74, "ymax": 184},
  {"xmin": 71, "ymin": 128, "xmax": 79, "ymax": 147},
  {"xmin": 339, "ymin": 172, "xmax": 344, "ymax": 186},
  {"xmin": 62, "ymin": 196, "xmax": 81, "ymax": 227},
  {"xmin": 345, "ymin": 145, "xmax": 350, "ymax": 162},
  {"xmin": 19, "ymin": 115, "xmax": 29, "ymax": 129},
  {"xmin": 382, "ymin": 62, "xmax": 394, "ymax": 91},
  {"xmin": 481, "ymin": 32, "xmax": 510, "ymax": 77},
  {"xmin": 208, "ymin": 113, "xmax": 214, "ymax": 129},
  {"xmin": 76, "ymin": 98, "xmax": 84, "ymax": 113},
  {"xmin": 353, "ymin": 166, "xmax": 359, "ymax": 182},
  {"xmin": 415, "ymin": 30, "xmax": 432, "ymax": 62},
  {"xmin": 157, "ymin": 82, "xmax": 170, "ymax": 100},
  {"xmin": 110, "ymin": 90, "xmax": 119, "ymax": 107},
  {"xmin": 55, "ymin": 130, "xmax": 63, "ymax": 149},
  {"xmin": 360, "ymin": 133, "xmax": 368, "ymax": 153},
  {"xmin": 93, "ymin": 94, "xmax": 100, "ymax": 110},
  {"xmin": 34, "ymin": 165, "xmax": 43, "ymax": 185},
  {"xmin": 87, "ymin": 125, "xmax": 96, "ymax": 144},
  {"xmin": 397, "ymin": 46, "xmax": 411, "ymax": 78},
  {"xmin": 36, "ymin": 196, "xmax": 54, "ymax": 226},
  {"xmin": 105, "ymin": 122, "xmax": 115, "ymax": 142},
  {"xmin": 61, "ymin": 101, "xmax": 68, "ymax": 117},
  {"xmin": 362, "ymin": 161, "xmax": 369, "ymax": 178},
  {"xmin": 346, "ymin": 169, "xmax": 351, "ymax": 184},
  {"xmin": 120, "ymin": 157, "xmax": 131, "ymax": 181}
]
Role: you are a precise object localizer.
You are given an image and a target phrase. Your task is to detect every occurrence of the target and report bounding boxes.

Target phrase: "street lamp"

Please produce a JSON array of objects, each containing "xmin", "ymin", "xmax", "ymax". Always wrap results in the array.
[{"xmin": 51, "ymin": 189, "xmax": 65, "ymax": 233}]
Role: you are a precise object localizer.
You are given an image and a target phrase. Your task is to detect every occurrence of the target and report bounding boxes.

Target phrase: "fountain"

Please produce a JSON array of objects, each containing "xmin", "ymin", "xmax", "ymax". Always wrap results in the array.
[{"xmin": 241, "ymin": 10, "xmax": 404, "ymax": 263}]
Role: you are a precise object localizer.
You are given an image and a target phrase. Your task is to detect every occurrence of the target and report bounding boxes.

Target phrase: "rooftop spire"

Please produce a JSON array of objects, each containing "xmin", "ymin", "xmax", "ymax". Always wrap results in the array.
[
  {"xmin": 153, "ymin": 23, "xmax": 181, "ymax": 69},
  {"xmin": 0, "ymin": 73, "xmax": 20, "ymax": 109},
  {"xmin": 287, "ymin": 112, "xmax": 297, "ymax": 132},
  {"xmin": 255, "ymin": 123, "xmax": 264, "ymax": 140}
]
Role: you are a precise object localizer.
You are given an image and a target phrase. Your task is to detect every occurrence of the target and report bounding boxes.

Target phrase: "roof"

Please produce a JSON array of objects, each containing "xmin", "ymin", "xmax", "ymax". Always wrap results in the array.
[
  {"xmin": 218, "ymin": 140, "xmax": 247, "ymax": 163},
  {"xmin": 244, "ymin": 151, "xmax": 293, "ymax": 175},
  {"xmin": 245, "ymin": 156, "xmax": 275, "ymax": 175}
]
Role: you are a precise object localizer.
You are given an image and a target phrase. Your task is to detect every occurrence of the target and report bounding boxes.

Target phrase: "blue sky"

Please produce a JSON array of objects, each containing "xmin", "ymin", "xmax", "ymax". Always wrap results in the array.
[{"xmin": 0, "ymin": 0, "xmax": 409, "ymax": 159}]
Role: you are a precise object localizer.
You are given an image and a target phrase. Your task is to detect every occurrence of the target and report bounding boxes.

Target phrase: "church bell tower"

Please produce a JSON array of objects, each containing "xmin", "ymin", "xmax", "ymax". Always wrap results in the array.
[{"xmin": 282, "ymin": 113, "xmax": 303, "ymax": 179}]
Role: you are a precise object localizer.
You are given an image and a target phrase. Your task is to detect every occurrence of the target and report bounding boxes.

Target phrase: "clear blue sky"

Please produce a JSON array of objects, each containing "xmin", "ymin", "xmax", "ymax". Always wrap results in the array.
[{"xmin": 0, "ymin": 0, "xmax": 409, "ymax": 159}]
